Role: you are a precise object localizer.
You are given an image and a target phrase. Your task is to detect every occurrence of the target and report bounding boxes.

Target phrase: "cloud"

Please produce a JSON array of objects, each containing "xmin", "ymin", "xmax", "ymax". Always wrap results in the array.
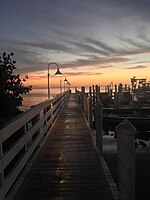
[
  {"xmin": 130, "ymin": 60, "xmax": 150, "ymax": 64},
  {"xmin": 62, "ymin": 57, "xmax": 129, "ymax": 68},
  {"xmin": 118, "ymin": 37, "xmax": 149, "ymax": 49},
  {"xmin": 19, "ymin": 40, "xmax": 74, "ymax": 53},
  {"xmin": 137, "ymin": 31, "xmax": 150, "ymax": 44},
  {"xmin": 1, "ymin": 0, "xmax": 150, "ymax": 79},
  {"xmin": 14, "ymin": 56, "xmax": 129, "ymax": 74},
  {"xmin": 119, "ymin": 48, "xmax": 150, "ymax": 56},
  {"xmin": 125, "ymin": 65, "xmax": 147, "ymax": 69},
  {"xmin": 94, "ymin": 65, "xmax": 113, "ymax": 69},
  {"xmin": 69, "ymin": 41, "xmax": 110, "ymax": 56},
  {"xmin": 65, "ymin": 71, "xmax": 103, "ymax": 76},
  {"xmin": 113, "ymin": 36, "xmax": 150, "ymax": 56},
  {"xmin": 86, "ymin": 38, "xmax": 117, "ymax": 54},
  {"xmin": 76, "ymin": 37, "xmax": 150, "ymax": 59}
]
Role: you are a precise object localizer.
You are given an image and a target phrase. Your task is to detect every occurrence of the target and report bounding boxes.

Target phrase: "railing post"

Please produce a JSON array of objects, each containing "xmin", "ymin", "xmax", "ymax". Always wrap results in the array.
[
  {"xmin": 89, "ymin": 86, "xmax": 92, "ymax": 97},
  {"xmin": 0, "ymin": 140, "xmax": 3, "ymax": 159},
  {"xmin": 87, "ymin": 96, "xmax": 93, "ymax": 129},
  {"xmin": 92, "ymin": 85, "xmax": 95, "ymax": 106},
  {"xmin": 115, "ymin": 119, "xmax": 136, "ymax": 200},
  {"xmin": 114, "ymin": 84, "xmax": 119, "ymax": 110},
  {"xmin": 95, "ymin": 85, "xmax": 100, "ymax": 103},
  {"xmin": 0, "ymin": 137, "xmax": 4, "ymax": 200},
  {"xmin": 81, "ymin": 86, "xmax": 85, "ymax": 110},
  {"xmin": 83, "ymin": 93, "xmax": 88, "ymax": 117},
  {"xmin": 118, "ymin": 83, "xmax": 122, "ymax": 108},
  {"xmin": 95, "ymin": 101, "xmax": 103, "ymax": 152}
]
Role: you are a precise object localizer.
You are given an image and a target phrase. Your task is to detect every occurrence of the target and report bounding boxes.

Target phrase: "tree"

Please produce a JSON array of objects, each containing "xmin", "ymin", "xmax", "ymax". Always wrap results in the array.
[{"xmin": 0, "ymin": 52, "xmax": 32, "ymax": 124}]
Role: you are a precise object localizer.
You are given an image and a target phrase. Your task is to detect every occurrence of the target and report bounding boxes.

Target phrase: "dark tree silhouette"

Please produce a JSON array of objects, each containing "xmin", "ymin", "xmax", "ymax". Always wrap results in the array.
[{"xmin": 0, "ymin": 52, "xmax": 32, "ymax": 124}]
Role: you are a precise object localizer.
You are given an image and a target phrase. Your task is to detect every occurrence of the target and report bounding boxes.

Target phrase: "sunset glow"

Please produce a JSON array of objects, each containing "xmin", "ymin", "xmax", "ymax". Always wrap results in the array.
[{"xmin": 1, "ymin": 0, "xmax": 150, "ymax": 88}]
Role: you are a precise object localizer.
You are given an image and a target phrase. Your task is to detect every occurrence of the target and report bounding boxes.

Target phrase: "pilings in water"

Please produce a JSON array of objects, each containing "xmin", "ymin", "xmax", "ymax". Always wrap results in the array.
[{"xmin": 77, "ymin": 83, "xmax": 131, "ymax": 113}]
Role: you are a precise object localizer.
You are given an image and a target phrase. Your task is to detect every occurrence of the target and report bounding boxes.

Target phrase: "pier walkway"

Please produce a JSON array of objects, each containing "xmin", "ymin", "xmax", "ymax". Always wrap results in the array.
[{"xmin": 13, "ymin": 94, "xmax": 116, "ymax": 200}]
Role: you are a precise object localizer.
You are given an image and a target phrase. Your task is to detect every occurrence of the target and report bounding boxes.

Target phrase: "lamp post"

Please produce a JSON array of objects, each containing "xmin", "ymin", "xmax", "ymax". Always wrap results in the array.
[
  {"xmin": 48, "ymin": 62, "xmax": 63, "ymax": 99},
  {"xmin": 67, "ymin": 81, "xmax": 71, "ymax": 91},
  {"xmin": 64, "ymin": 77, "xmax": 68, "ymax": 91},
  {"xmin": 60, "ymin": 77, "xmax": 62, "ymax": 93}
]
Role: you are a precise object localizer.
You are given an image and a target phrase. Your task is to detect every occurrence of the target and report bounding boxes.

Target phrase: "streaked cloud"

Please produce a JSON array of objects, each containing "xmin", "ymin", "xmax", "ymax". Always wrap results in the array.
[
  {"xmin": 1, "ymin": 0, "xmax": 150, "ymax": 83},
  {"xmin": 125, "ymin": 65, "xmax": 147, "ymax": 69},
  {"xmin": 94, "ymin": 65, "xmax": 113, "ymax": 69},
  {"xmin": 62, "ymin": 57, "xmax": 129, "ymax": 69},
  {"xmin": 130, "ymin": 60, "xmax": 150, "ymax": 65},
  {"xmin": 86, "ymin": 38, "xmax": 118, "ymax": 54},
  {"xmin": 69, "ymin": 41, "xmax": 110, "ymax": 56},
  {"xmin": 65, "ymin": 72, "xmax": 103, "ymax": 77},
  {"xmin": 118, "ymin": 37, "xmax": 149, "ymax": 49}
]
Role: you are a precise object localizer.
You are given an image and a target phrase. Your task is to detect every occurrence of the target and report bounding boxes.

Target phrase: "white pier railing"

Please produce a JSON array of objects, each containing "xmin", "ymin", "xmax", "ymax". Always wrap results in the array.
[{"xmin": 0, "ymin": 91, "xmax": 69, "ymax": 200}]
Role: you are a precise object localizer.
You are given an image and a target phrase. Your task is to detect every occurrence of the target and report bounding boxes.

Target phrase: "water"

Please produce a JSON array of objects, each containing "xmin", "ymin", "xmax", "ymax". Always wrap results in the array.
[
  {"xmin": 21, "ymin": 87, "xmax": 60, "ymax": 111},
  {"xmin": 20, "ymin": 86, "xmax": 107, "ymax": 111}
]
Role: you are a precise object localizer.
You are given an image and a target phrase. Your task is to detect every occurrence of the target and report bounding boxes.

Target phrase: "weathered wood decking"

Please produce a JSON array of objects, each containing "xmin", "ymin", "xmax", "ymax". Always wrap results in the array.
[{"xmin": 13, "ymin": 94, "xmax": 115, "ymax": 200}]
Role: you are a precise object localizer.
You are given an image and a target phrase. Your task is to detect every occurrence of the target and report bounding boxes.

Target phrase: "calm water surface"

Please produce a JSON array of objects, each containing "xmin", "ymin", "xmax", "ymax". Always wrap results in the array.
[
  {"xmin": 21, "ymin": 87, "xmax": 60, "ymax": 111},
  {"xmin": 21, "ymin": 86, "xmax": 106, "ymax": 111}
]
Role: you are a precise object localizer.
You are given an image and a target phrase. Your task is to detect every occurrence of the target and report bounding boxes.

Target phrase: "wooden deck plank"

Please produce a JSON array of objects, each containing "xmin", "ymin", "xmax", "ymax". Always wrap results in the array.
[{"xmin": 13, "ymin": 94, "xmax": 115, "ymax": 200}]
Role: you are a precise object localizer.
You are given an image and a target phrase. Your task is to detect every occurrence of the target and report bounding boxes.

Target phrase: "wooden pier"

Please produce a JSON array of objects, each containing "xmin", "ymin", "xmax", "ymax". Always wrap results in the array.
[{"xmin": 12, "ymin": 94, "xmax": 117, "ymax": 200}]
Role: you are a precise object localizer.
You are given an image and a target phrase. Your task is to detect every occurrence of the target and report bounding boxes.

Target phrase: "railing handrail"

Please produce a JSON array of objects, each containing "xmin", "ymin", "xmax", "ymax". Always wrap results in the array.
[
  {"xmin": 0, "ymin": 92, "xmax": 67, "ymax": 141},
  {"xmin": 0, "ymin": 90, "xmax": 69, "ymax": 199}
]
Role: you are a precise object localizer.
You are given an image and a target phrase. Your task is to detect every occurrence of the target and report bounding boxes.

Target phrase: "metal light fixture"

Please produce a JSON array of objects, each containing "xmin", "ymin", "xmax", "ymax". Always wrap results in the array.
[
  {"xmin": 47, "ymin": 62, "xmax": 63, "ymax": 99},
  {"xmin": 54, "ymin": 68, "xmax": 63, "ymax": 76},
  {"xmin": 64, "ymin": 77, "xmax": 68, "ymax": 91},
  {"xmin": 64, "ymin": 77, "xmax": 68, "ymax": 82}
]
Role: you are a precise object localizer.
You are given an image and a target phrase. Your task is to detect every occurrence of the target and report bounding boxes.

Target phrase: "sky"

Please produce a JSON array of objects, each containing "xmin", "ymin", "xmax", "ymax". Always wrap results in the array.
[{"xmin": 0, "ymin": 0, "xmax": 150, "ymax": 88}]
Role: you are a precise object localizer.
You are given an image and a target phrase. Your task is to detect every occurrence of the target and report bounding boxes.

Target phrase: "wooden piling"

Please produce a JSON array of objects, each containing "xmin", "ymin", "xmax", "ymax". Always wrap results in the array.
[
  {"xmin": 87, "ymin": 96, "xmax": 93, "ymax": 129},
  {"xmin": 95, "ymin": 101, "xmax": 103, "ymax": 152},
  {"xmin": 115, "ymin": 119, "xmax": 136, "ymax": 200}
]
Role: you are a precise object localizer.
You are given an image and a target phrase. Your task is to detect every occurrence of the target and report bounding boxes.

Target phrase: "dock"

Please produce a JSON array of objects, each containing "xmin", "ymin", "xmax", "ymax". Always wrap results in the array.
[{"xmin": 12, "ymin": 94, "xmax": 116, "ymax": 199}]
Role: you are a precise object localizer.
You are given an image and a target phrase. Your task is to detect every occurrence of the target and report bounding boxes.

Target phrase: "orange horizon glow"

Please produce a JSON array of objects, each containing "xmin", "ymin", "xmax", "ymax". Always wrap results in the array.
[
  {"xmin": 23, "ymin": 72, "xmax": 138, "ymax": 88},
  {"xmin": 22, "ymin": 61, "xmax": 150, "ymax": 88}
]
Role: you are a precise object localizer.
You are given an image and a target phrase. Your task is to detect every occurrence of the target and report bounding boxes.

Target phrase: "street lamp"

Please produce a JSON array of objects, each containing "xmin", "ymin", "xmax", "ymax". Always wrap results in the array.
[
  {"xmin": 66, "ymin": 81, "xmax": 71, "ymax": 91},
  {"xmin": 48, "ymin": 62, "xmax": 63, "ymax": 99},
  {"xmin": 64, "ymin": 77, "xmax": 68, "ymax": 91}
]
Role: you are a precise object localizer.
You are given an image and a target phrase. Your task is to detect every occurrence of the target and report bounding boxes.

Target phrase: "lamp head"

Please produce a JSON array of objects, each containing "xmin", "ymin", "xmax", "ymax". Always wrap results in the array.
[
  {"xmin": 67, "ymin": 81, "xmax": 71, "ymax": 85},
  {"xmin": 64, "ymin": 78, "xmax": 68, "ymax": 82},
  {"xmin": 54, "ymin": 68, "xmax": 63, "ymax": 76}
]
